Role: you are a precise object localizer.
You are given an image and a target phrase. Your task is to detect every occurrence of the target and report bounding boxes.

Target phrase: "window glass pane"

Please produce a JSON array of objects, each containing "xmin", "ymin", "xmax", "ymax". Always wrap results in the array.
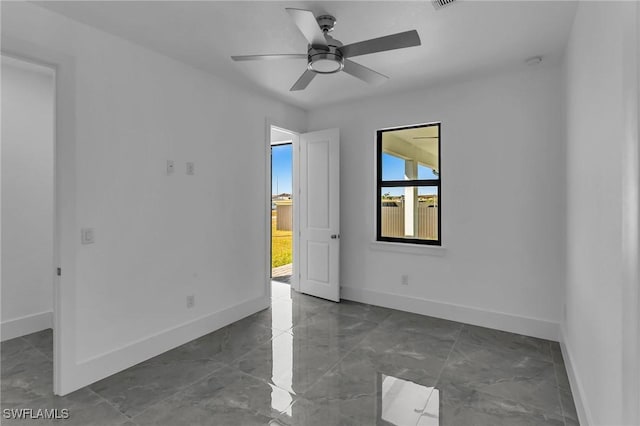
[
  {"xmin": 381, "ymin": 153, "xmax": 407, "ymax": 181},
  {"xmin": 418, "ymin": 164, "xmax": 439, "ymax": 180},
  {"xmin": 381, "ymin": 125, "xmax": 439, "ymax": 181},
  {"xmin": 380, "ymin": 186, "xmax": 438, "ymax": 241}
]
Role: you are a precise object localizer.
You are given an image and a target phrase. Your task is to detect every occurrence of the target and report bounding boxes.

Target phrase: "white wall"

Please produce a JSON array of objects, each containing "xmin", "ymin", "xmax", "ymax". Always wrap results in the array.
[
  {"xmin": 308, "ymin": 64, "xmax": 565, "ymax": 340},
  {"xmin": 1, "ymin": 56, "xmax": 55, "ymax": 340},
  {"xmin": 563, "ymin": 2, "xmax": 639, "ymax": 425},
  {"xmin": 2, "ymin": 2, "xmax": 306, "ymax": 394}
]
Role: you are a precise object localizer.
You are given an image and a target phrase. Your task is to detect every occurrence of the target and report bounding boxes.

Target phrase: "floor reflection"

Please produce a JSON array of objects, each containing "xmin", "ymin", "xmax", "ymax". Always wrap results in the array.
[
  {"xmin": 380, "ymin": 374, "xmax": 439, "ymax": 426},
  {"xmin": 271, "ymin": 281, "xmax": 293, "ymax": 416},
  {"xmin": 269, "ymin": 280, "xmax": 441, "ymax": 425}
]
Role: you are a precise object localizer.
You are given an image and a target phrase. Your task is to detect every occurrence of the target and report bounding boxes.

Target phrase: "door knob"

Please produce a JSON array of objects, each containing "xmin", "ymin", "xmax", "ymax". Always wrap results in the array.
[{"xmin": 331, "ymin": 234, "xmax": 340, "ymax": 239}]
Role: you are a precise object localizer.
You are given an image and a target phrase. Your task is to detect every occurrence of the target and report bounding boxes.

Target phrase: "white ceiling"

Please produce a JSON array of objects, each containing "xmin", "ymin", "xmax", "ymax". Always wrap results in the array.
[{"xmin": 35, "ymin": 1, "xmax": 578, "ymax": 111}]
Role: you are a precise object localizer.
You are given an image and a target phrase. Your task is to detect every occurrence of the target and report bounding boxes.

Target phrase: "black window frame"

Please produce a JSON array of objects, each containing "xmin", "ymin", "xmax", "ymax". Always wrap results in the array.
[{"xmin": 376, "ymin": 122, "xmax": 442, "ymax": 246}]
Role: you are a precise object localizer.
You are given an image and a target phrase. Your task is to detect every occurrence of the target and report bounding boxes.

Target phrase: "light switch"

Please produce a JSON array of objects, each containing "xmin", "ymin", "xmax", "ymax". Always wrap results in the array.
[
  {"xmin": 166, "ymin": 160, "xmax": 175, "ymax": 175},
  {"xmin": 186, "ymin": 162, "xmax": 195, "ymax": 175},
  {"xmin": 81, "ymin": 228, "xmax": 95, "ymax": 245}
]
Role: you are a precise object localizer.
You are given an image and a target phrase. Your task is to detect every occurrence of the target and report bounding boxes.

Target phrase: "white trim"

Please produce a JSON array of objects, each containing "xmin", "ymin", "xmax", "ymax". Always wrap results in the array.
[
  {"xmin": 340, "ymin": 286, "xmax": 560, "ymax": 341},
  {"xmin": 560, "ymin": 326, "xmax": 593, "ymax": 426},
  {"xmin": 65, "ymin": 296, "xmax": 269, "ymax": 394},
  {"xmin": 291, "ymin": 132, "xmax": 300, "ymax": 292},
  {"xmin": 369, "ymin": 241, "xmax": 447, "ymax": 256},
  {"xmin": 264, "ymin": 119, "xmax": 273, "ymax": 300},
  {"xmin": 1, "ymin": 311, "xmax": 53, "ymax": 341},
  {"xmin": 621, "ymin": 4, "xmax": 640, "ymax": 424}
]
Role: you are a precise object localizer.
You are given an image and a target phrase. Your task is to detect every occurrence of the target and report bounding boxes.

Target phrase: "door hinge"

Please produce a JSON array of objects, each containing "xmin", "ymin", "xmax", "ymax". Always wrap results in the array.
[{"xmin": 57, "ymin": 267, "xmax": 61, "ymax": 276}]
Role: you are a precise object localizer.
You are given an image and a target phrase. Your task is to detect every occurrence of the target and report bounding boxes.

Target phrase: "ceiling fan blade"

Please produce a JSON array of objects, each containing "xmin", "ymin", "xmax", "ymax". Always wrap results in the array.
[
  {"xmin": 285, "ymin": 8, "xmax": 327, "ymax": 47},
  {"xmin": 231, "ymin": 54, "xmax": 307, "ymax": 61},
  {"xmin": 342, "ymin": 59, "xmax": 388, "ymax": 85},
  {"xmin": 290, "ymin": 69, "xmax": 316, "ymax": 91},
  {"xmin": 339, "ymin": 30, "xmax": 421, "ymax": 59}
]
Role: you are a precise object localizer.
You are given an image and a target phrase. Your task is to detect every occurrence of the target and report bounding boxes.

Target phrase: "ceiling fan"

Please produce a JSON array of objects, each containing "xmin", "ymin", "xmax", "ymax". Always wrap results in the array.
[{"xmin": 231, "ymin": 8, "xmax": 421, "ymax": 91}]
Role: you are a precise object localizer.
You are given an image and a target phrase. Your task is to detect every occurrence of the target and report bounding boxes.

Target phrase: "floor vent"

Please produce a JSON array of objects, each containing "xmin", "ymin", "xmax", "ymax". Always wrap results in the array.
[{"xmin": 432, "ymin": 0, "xmax": 456, "ymax": 10}]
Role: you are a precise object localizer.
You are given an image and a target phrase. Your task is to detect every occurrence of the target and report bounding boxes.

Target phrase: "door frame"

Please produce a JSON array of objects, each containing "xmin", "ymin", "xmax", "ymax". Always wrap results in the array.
[
  {"xmin": 264, "ymin": 119, "xmax": 300, "ymax": 295},
  {"xmin": 2, "ymin": 36, "xmax": 77, "ymax": 395},
  {"xmin": 622, "ymin": 4, "xmax": 640, "ymax": 423}
]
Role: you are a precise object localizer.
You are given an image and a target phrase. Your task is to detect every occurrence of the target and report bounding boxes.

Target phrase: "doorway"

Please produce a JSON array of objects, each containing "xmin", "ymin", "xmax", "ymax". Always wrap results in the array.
[
  {"xmin": 265, "ymin": 124, "xmax": 340, "ymax": 301},
  {"xmin": 270, "ymin": 126, "xmax": 295, "ymax": 286},
  {"xmin": 1, "ymin": 55, "xmax": 56, "ymax": 353}
]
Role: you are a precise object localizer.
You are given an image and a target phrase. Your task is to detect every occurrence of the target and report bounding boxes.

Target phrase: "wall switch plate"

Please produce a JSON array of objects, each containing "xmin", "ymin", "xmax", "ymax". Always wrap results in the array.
[
  {"xmin": 81, "ymin": 228, "xmax": 95, "ymax": 245},
  {"xmin": 166, "ymin": 160, "xmax": 175, "ymax": 175},
  {"xmin": 186, "ymin": 295, "xmax": 195, "ymax": 308},
  {"xmin": 186, "ymin": 162, "xmax": 195, "ymax": 175},
  {"xmin": 401, "ymin": 274, "xmax": 409, "ymax": 286}
]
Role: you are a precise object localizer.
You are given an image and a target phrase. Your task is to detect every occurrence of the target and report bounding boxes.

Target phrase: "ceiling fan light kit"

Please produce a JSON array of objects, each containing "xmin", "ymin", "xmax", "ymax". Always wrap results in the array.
[
  {"xmin": 308, "ymin": 50, "xmax": 344, "ymax": 74},
  {"xmin": 231, "ymin": 8, "xmax": 421, "ymax": 91},
  {"xmin": 307, "ymin": 33, "xmax": 344, "ymax": 74}
]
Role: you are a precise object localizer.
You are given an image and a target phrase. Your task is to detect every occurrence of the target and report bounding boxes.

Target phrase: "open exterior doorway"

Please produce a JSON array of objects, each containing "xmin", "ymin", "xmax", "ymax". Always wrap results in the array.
[
  {"xmin": 266, "ymin": 123, "xmax": 340, "ymax": 301},
  {"xmin": 270, "ymin": 126, "xmax": 295, "ymax": 286}
]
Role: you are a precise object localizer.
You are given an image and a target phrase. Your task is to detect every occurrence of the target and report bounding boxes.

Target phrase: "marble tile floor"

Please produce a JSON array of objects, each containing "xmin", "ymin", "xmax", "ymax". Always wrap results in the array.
[{"xmin": 1, "ymin": 281, "xmax": 579, "ymax": 425}]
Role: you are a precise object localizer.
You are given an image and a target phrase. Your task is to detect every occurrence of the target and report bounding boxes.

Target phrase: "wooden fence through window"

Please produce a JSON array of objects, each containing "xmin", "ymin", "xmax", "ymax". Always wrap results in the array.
[{"xmin": 381, "ymin": 203, "xmax": 438, "ymax": 240}]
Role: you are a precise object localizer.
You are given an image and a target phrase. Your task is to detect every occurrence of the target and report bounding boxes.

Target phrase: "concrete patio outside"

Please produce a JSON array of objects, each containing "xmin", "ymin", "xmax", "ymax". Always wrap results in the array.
[{"xmin": 271, "ymin": 263, "xmax": 292, "ymax": 284}]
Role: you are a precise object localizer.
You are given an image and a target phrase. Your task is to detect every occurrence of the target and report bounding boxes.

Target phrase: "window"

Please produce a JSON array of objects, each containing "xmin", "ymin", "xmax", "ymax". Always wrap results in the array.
[{"xmin": 377, "ymin": 123, "xmax": 441, "ymax": 245}]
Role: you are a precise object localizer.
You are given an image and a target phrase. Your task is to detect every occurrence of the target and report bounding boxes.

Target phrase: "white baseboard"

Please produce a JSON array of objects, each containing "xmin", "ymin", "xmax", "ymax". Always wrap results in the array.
[
  {"xmin": 341, "ymin": 286, "xmax": 560, "ymax": 341},
  {"xmin": 560, "ymin": 326, "xmax": 593, "ymax": 426},
  {"xmin": 59, "ymin": 296, "xmax": 270, "ymax": 395},
  {"xmin": 1, "ymin": 311, "xmax": 53, "ymax": 341}
]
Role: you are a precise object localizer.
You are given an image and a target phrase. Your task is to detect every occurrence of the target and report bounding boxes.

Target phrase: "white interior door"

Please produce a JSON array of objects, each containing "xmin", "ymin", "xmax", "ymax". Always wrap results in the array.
[{"xmin": 299, "ymin": 128, "xmax": 340, "ymax": 302}]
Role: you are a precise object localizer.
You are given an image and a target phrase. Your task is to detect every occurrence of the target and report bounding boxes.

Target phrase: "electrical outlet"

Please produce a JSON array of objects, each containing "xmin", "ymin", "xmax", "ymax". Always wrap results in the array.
[
  {"xmin": 186, "ymin": 295, "xmax": 195, "ymax": 308},
  {"xmin": 186, "ymin": 162, "xmax": 195, "ymax": 175},
  {"xmin": 401, "ymin": 274, "xmax": 409, "ymax": 286},
  {"xmin": 166, "ymin": 160, "xmax": 175, "ymax": 175},
  {"xmin": 81, "ymin": 228, "xmax": 95, "ymax": 245}
]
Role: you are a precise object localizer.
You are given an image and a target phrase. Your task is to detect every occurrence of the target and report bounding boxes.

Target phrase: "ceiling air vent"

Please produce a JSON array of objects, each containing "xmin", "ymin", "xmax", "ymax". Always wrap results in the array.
[{"xmin": 432, "ymin": 0, "xmax": 456, "ymax": 10}]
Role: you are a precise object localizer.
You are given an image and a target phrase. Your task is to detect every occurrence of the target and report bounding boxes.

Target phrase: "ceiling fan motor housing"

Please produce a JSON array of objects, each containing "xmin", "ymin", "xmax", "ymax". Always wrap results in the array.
[{"xmin": 308, "ymin": 33, "xmax": 344, "ymax": 74}]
